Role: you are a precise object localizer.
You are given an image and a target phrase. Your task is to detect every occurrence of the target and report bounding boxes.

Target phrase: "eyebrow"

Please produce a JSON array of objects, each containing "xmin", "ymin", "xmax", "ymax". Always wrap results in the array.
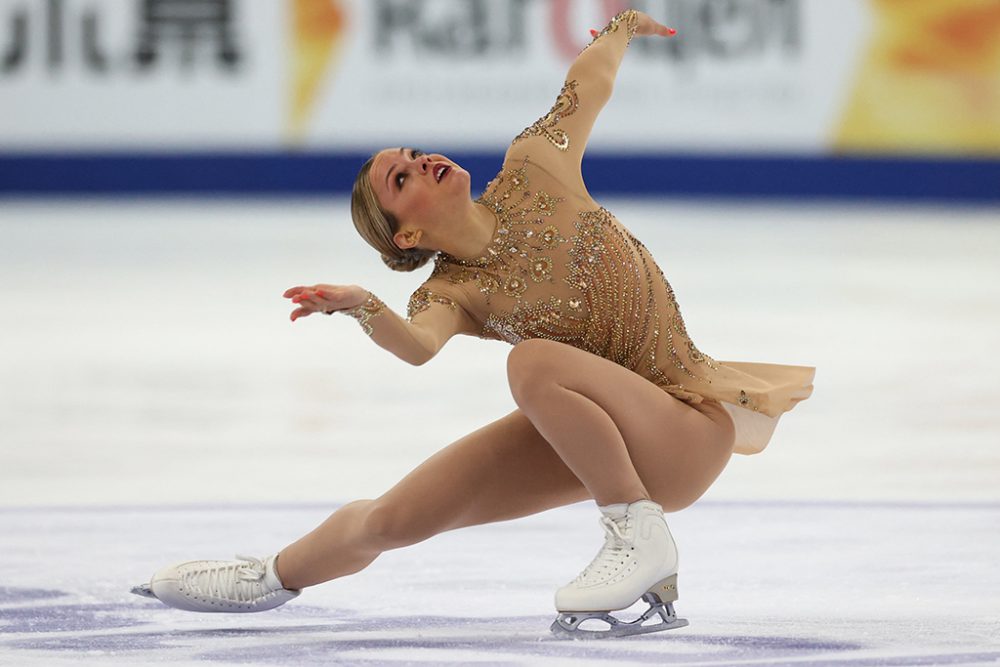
[{"xmin": 385, "ymin": 147, "xmax": 407, "ymax": 195}]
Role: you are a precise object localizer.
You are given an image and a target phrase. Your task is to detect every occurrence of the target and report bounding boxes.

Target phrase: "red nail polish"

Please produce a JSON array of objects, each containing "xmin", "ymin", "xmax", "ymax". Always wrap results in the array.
[
  {"xmin": 590, "ymin": 29, "xmax": 599, "ymax": 37},
  {"xmin": 667, "ymin": 28, "xmax": 677, "ymax": 36}
]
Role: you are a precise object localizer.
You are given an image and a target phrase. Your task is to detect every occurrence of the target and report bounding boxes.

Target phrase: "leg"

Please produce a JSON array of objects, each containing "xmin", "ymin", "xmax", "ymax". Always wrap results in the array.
[
  {"xmin": 505, "ymin": 340, "xmax": 734, "ymax": 630},
  {"xmin": 144, "ymin": 340, "xmax": 735, "ymax": 614},
  {"xmin": 279, "ymin": 338, "xmax": 736, "ymax": 590},
  {"xmin": 506, "ymin": 339, "xmax": 735, "ymax": 509},
  {"xmin": 276, "ymin": 409, "xmax": 588, "ymax": 590}
]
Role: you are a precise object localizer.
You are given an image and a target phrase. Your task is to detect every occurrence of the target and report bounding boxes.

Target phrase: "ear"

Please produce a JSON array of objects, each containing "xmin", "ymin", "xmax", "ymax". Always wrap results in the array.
[{"xmin": 393, "ymin": 227, "xmax": 423, "ymax": 251}]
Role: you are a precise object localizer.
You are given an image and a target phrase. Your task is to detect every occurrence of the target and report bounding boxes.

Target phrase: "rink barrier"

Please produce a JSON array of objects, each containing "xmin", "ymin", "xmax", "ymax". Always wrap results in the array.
[{"xmin": 1, "ymin": 152, "xmax": 998, "ymax": 203}]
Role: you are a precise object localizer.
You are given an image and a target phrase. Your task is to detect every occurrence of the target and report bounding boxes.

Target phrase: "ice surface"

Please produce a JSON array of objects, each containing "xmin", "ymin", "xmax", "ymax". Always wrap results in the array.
[
  {"xmin": 1, "ymin": 502, "xmax": 998, "ymax": 665},
  {"xmin": 1, "ymin": 199, "xmax": 998, "ymax": 665}
]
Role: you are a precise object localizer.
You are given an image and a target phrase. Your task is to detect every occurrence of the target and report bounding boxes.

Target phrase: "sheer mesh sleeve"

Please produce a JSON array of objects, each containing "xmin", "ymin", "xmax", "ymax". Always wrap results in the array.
[
  {"xmin": 507, "ymin": 10, "xmax": 639, "ymax": 180},
  {"xmin": 340, "ymin": 293, "xmax": 388, "ymax": 336},
  {"xmin": 406, "ymin": 286, "xmax": 458, "ymax": 320},
  {"xmin": 405, "ymin": 278, "xmax": 480, "ymax": 359}
]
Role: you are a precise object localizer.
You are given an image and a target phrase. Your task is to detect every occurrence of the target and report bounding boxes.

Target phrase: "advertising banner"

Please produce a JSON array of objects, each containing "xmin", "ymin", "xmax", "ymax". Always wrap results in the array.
[
  {"xmin": 3, "ymin": 0, "xmax": 999, "ymax": 155},
  {"xmin": 1, "ymin": 0, "xmax": 998, "ymax": 200}
]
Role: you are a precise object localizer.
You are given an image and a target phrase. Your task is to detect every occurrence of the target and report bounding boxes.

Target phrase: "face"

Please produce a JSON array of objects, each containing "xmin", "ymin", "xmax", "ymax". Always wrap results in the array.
[{"xmin": 369, "ymin": 147, "xmax": 471, "ymax": 250}]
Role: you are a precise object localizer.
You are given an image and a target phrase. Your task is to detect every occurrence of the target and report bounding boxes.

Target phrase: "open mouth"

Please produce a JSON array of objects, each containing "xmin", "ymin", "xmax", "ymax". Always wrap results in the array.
[{"xmin": 434, "ymin": 164, "xmax": 451, "ymax": 183}]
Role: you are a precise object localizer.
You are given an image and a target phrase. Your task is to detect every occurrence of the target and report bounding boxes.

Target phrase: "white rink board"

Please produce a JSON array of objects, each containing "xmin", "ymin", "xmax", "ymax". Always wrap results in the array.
[{"xmin": 0, "ymin": 0, "xmax": 867, "ymax": 151}]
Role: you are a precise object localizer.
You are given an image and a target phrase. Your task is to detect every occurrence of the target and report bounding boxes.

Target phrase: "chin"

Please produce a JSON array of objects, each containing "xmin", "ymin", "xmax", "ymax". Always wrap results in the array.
[{"xmin": 451, "ymin": 166, "xmax": 471, "ymax": 193}]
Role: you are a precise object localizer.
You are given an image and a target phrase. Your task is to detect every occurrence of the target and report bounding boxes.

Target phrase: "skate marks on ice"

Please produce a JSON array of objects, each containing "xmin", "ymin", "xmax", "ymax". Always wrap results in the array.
[
  {"xmin": 2, "ymin": 501, "xmax": 1000, "ymax": 666},
  {"xmin": 0, "ymin": 602, "xmax": 997, "ymax": 666},
  {"xmin": 0, "ymin": 587, "xmax": 863, "ymax": 666},
  {"xmin": 5, "ymin": 592, "xmax": 998, "ymax": 667}
]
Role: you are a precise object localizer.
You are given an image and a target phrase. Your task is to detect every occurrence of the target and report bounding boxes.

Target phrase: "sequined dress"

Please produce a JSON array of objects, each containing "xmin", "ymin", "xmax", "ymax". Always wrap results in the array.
[{"xmin": 345, "ymin": 10, "xmax": 815, "ymax": 455}]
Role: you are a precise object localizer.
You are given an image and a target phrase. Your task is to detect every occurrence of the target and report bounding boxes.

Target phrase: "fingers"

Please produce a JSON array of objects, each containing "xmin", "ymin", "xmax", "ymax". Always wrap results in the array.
[
  {"xmin": 641, "ymin": 21, "xmax": 676, "ymax": 37},
  {"xmin": 290, "ymin": 295, "xmax": 320, "ymax": 322},
  {"xmin": 287, "ymin": 285, "xmax": 340, "ymax": 322},
  {"xmin": 292, "ymin": 291, "xmax": 321, "ymax": 306},
  {"xmin": 290, "ymin": 307, "xmax": 313, "ymax": 322},
  {"xmin": 285, "ymin": 284, "xmax": 353, "ymax": 323},
  {"xmin": 287, "ymin": 285, "xmax": 319, "ymax": 322},
  {"xmin": 285, "ymin": 286, "xmax": 325, "ymax": 311},
  {"xmin": 284, "ymin": 285, "xmax": 333, "ymax": 301},
  {"xmin": 589, "ymin": 23, "xmax": 674, "ymax": 38}
]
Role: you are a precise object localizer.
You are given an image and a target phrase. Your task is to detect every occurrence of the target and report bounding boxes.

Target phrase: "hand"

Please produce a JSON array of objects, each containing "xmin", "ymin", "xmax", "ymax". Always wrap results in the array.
[
  {"xmin": 633, "ymin": 11, "xmax": 676, "ymax": 37},
  {"xmin": 588, "ymin": 11, "xmax": 675, "ymax": 39},
  {"xmin": 283, "ymin": 284, "xmax": 368, "ymax": 322}
]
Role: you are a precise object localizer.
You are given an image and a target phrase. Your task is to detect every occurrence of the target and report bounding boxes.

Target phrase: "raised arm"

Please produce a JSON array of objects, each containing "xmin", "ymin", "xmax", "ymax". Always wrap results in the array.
[
  {"xmin": 284, "ymin": 281, "xmax": 477, "ymax": 366},
  {"xmin": 506, "ymin": 10, "xmax": 675, "ymax": 183}
]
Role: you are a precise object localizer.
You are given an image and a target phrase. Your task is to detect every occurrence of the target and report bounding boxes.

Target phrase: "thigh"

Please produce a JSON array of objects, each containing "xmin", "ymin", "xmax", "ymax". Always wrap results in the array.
[
  {"xmin": 373, "ymin": 409, "xmax": 589, "ymax": 541},
  {"xmin": 508, "ymin": 339, "xmax": 736, "ymax": 511}
]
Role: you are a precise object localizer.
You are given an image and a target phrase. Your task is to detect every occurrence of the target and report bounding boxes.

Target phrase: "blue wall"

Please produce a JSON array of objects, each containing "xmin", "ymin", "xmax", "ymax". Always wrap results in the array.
[{"xmin": 1, "ymin": 151, "xmax": 998, "ymax": 202}]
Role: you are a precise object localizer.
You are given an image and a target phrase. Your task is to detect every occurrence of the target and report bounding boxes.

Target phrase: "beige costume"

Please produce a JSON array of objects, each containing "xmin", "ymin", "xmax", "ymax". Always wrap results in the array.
[{"xmin": 346, "ymin": 11, "xmax": 814, "ymax": 455}]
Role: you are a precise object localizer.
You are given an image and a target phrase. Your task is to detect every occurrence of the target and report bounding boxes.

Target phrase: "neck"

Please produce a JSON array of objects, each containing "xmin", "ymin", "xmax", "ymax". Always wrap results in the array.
[{"xmin": 433, "ymin": 200, "xmax": 497, "ymax": 261}]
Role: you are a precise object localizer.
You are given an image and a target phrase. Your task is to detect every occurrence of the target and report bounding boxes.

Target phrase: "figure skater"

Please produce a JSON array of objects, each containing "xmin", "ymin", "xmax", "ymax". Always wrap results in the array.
[{"xmin": 134, "ymin": 9, "xmax": 815, "ymax": 638}]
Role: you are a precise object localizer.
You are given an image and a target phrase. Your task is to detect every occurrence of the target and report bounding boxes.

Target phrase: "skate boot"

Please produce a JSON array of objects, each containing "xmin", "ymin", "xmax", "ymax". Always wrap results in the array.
[
  {"xmin": 551, "ymin": 499, "xmax": 689, "ymax": 638},
  {"xmin": 131, "ymin": 554, "xmax": 300, "ymax": 612}
]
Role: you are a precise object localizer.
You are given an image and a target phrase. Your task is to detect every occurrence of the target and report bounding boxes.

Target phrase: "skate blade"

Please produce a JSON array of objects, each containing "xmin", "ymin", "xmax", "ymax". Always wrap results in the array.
[
  {"xmin": 550, "ymin": 615, "xmax": 688, "ymax": 639},
  {"xmin": 549, "ymin": 600, "xmax": 688, "ymax": 640},
  {"xmin": 130, "ymin": 583, "xmax": 157, "ymax": 599}
]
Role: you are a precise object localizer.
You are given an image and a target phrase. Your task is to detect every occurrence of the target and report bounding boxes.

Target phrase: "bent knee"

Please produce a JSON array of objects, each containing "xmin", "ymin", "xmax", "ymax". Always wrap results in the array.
[{"xmin": 506, "ymin": 339, "xmax": 563, "ymax": 404}]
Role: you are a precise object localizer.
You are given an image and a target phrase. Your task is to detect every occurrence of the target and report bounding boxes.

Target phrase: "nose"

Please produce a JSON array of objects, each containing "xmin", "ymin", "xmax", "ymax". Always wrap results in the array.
[{"xmin": 417, "ymin": 154, "xmax": 432, "ymax": 173}]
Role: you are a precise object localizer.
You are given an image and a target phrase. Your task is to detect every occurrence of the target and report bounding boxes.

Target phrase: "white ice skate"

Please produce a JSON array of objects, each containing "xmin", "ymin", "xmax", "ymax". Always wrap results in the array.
[
  {"xmin": 550, "ymin": 499, "xmax": 689, "ymax": 639},
  {"xmin": 131, "ymin": 554, "xmax": 300, "ymax": 612}
]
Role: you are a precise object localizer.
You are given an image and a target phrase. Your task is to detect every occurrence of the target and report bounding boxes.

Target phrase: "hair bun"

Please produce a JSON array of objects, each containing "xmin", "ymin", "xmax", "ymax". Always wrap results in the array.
[{"xmin": 381, "ymin": 249, "xmax": 436, "ymax": 273}]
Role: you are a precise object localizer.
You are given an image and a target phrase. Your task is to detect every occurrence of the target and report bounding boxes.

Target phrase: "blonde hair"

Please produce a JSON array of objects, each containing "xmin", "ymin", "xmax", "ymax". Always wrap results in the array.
[{"xmin": 351, "ymin": 155, "xmax": 438, "ymax": 273}]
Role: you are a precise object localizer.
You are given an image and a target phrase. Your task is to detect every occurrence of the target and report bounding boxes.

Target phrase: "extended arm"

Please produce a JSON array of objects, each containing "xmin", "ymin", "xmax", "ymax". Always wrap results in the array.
[
  {"xmin": 284, "ymin": 282, "xmax": 477, "ymax": 366},
  {"xmin": 507, "ymin": 10, "xmax": 674, "ymax": 181}
]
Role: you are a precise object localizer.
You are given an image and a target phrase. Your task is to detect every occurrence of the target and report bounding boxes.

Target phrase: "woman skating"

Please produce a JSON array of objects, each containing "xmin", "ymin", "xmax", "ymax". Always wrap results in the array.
[{"xmin": 135, "ymin": 9, "xmax": 815, "ymax": 638}]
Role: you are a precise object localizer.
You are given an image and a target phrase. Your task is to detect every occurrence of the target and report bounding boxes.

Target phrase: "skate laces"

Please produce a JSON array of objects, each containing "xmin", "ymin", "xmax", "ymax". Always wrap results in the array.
[
  {"xmin": 234, "ymin": 554, "xmax": 267, "ymax": 582},
  {"xmin": 184, "ymin": 555, "xmax": 272, "ymax": 603},
  {"xmin": 575, "ymin": 515, "xmax": 634, "ymax": 583},
  {"xmin": 600, "ymin": 516, "xmax": 629, "ymax": 547}
]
